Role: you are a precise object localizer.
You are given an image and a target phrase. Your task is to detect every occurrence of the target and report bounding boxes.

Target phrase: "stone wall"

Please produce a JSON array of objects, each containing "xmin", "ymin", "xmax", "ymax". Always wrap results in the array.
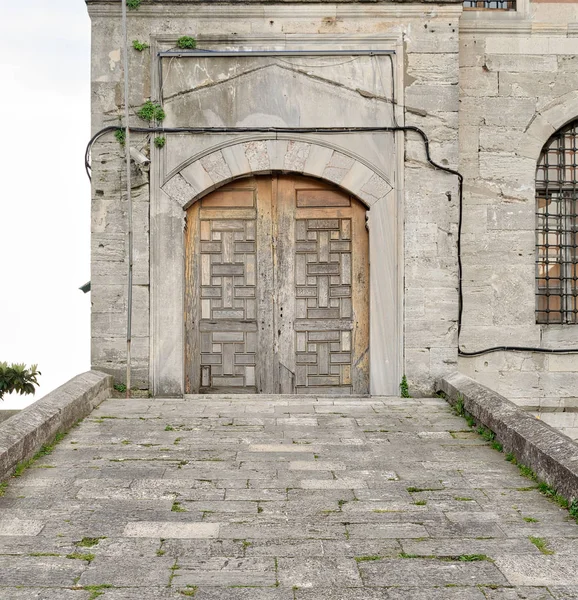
[
  {"xmin": 458, "ymin": 4, "xmax": 578, "ymax": 412},
  {"xmin": 87, "ymin": 1, "xmax": 462, "ymax": 395}
]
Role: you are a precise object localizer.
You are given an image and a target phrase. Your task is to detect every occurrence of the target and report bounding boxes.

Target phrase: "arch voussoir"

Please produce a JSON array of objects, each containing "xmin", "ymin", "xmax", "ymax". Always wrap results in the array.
[{"xmin": 163, "ymin": 139, "xmax": 392, "ymax": 210}]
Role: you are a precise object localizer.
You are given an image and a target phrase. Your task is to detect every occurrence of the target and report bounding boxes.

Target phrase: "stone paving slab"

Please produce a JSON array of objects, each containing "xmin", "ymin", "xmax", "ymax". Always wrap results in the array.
[{"xmin": 1, "ymin": 395, "xmax": 578, "ymax": 598}]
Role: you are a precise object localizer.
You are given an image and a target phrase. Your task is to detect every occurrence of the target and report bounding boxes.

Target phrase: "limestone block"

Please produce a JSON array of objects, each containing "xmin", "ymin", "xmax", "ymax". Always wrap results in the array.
[
  {"xmin": 181, "ymin": 161, "xmax": 214, "ymax": 198},
  {"xmin": 406, "ymin": 53, "xmax": 459, "ymax": 84},
  {"xmin": 405, "ymin": 83, "xmax": 459, "ymax": 114},
  {"xmin": 244, "ymin": 141, "xmax": 270, "ymax": 171},
  {"xmin": 541, "ymin": 325, "xmax": 578, "ymax": 346},
  {"xmin": 460, "ymin": 67, "xmax": 499, "ymax": 97},
  {"xmin": 549, "ymin": 354, "xmax": 578, "ymax": 372},
  {"xmin": 284, "ymin": 141, "xmax": 311, "ymax": 172},
  {"xmin": 162, "ymin": 173, "xmax": 198, "ymax": 209},
  {"xmin": 92, "ymin": 308, "xmax": 149, "ymax": 339},
  {"xmin": 303, "ymin": 144, "xmax": 333, "ymax": 178},
  {"xmin": 266, "ymin": 139, "xmax": 288, "ymax": 171},
  {"xmin": 92, "ymin": 233, "xmax": 125, "ymax": 262},
  {"xmin": 405, "ymin": 288, "xmax": 426, "ymax": 319},
  {"xmin": 459, "ymin": 36, "xmax": 486, "ymax": 68},
  {"xmin": 461, "ymin": 286, "xmax": 493, "ymax": 327},
  {"xmin": 91, "ymin": 284, "xmax": 126, "ymax": 314},
  {"xmin": 459, "ymin": 326, "xmax": 540, "ymax": 353},
  {"xmin": 322, "ymin": 152, "xmax": 355, "ymax": 184},
  {"xmin": 423, "ymin": 287, "xmax": 458, "ymax": 322},
  {"xmin": 540, "ymin": 373, "xmax": 578, "ymax": 398},
  {"xmin": 405, "ymin": 319, "xmax": 457, "ymax": 349},
  {"xmin": 405, "ymin": 260, "xmax": 457, "ymax": 290},
  {"xmin": 484, "ymin": 54, "xmax": 558, "ymax": 73},
  {"xmin": 461, "ymin": 97, "xmax": 536, "ymax": 128},
  {"xmin": 405, "ymin": 347, "xmax": 431, "ymax": 381},
  {"xmin": 404, "ymin": 20, "xmax": 459, "ymax": 55},
  {"xmin": 485, "ymin": 37, "xmax": 550, "ymax": 56},
  {"xmin": 558, "ymin": 55, "xmax": 578, "ymax": 73},
  {"xmin": 487, "ymin": 203, "xmax": 534, "ymax": 231},
  {"xmin": 91, "ymin": 336, "xmax": 150, "ymax": 368},
  {"xmin": 200, "ymin": 151, "xmax": 232, "ymax": 184},
  {"xmin": 429, "ymin": 346, "xmax": 458, "ymax": 379},
  {"xmin": 461, "ymin": 205, "xmax": 488, "ymax": 236},
  {"xmin": 338, "ymin": 161, "xmax": 374, "ymax": 199},
  {"xmin": 499, "ymin": 72, "xmax": 578, "ymax": 100},
  {"xmin": 458, "ymin": 125, "xmax": 479, "ymax": 155},
  {"xmin": 478, "ymin": 127, "xmax": 524, "ymax": 154}
]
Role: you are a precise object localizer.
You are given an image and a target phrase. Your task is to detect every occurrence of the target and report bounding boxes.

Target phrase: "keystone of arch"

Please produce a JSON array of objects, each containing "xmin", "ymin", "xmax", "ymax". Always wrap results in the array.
[
  {"xmin": 523, "ymin": 90, "xmax": 578, "ymax": 161},
  {"xmin": 161, "ymin": 139, "xmax": 393, "ymax": 210}
]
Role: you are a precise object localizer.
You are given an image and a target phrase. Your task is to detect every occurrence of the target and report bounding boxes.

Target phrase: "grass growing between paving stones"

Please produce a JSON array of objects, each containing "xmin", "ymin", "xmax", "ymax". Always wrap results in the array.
[
  {"xmin": 81, "ymin": 585, "xmax": 114, "ymax": 600},
  {"xmin": 67, "ymin": 552, "xmax": 95, "ymax": 562},
  {"xmin": 399, "ymin": 552, "xmax": 492, "ymax": 562},
  {"xmin": 12, "ymin": 431, "xmax": 67, "ymax": 477},
  {"xmin": 179, "ymin": 586, "xmax": 198, "ymax": 597},
  {"xmin": 529, "ymin": 536, "xmax": 555, "ymax": 555},
  {"xmin": 77, "ymin": 537, "xmax": 106, "ymax": 547},
  {"xmin": 172, "ymin": 501, "xmax": 187, "ymax": 512},
  {"xmin": 447, "ymin": 391, "xmax": 578, "ymax": 526}
]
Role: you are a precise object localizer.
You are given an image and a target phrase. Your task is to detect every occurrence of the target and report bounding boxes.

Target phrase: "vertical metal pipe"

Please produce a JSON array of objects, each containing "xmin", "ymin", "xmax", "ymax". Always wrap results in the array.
[{"xmin": 121, "ymin": 0, "xmax": 133, "ymax": 399}]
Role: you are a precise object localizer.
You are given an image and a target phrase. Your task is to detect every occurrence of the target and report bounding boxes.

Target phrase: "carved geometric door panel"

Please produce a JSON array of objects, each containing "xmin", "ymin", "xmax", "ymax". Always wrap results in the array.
[{"xmin": 185, "ymin": 175, "xmax": 369, "ymax": 395}]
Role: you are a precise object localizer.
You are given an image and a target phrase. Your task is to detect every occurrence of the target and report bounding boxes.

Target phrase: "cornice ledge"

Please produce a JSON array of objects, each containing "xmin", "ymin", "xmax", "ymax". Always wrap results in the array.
[
  {"xmin": 459, "ymin": 20, "xmax": 531, "ymax": 35},
  {"xmin": 87, "ymin": 2, "xmax": 463, "ymax": 18}
]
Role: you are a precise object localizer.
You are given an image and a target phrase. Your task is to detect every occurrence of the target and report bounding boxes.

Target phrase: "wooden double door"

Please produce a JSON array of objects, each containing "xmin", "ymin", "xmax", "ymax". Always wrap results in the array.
[{"xmin": 185, "ymin": 175, "xmax": 369, "ymax": 395}]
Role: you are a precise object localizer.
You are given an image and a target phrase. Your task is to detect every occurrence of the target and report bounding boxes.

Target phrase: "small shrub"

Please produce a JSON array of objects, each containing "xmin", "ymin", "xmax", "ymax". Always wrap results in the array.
[
  {"xmin": 114, "ymin": 383, "xmax": 127, "ymax": 393},
  {"xmin": 400, "ymin": 375, "xmax": 410, "ymax": 398},
  {"xmin": 177, "ymin": 36, "xmax": 197, "ymax": 49},
  {"xmin": 0, "ymin": 362, "xmax": 41, "ymax": 400},
  {"xmin": 137, "ymin": 101, "xmax": 165, "ymax": 122},
  {"xmin": 132, "ymin": 39, "xmax": 150, "ymax": 51},
  {"xmin": 127, "ymin": 0, "xmax": 142, "ymax": 9},
  {"xmin": 114, "ymin": 129, "xmax": 126, "ymax": 147},
  {"xmin": 154, "ymin": 136, "xmax": 166, "ymax": 149}
]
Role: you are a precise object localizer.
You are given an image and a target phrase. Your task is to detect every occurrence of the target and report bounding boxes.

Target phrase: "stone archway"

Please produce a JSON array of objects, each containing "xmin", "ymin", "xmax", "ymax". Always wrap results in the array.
[{"xmin": 152, "ymin": 138, "xmax": 400, "ymax": 397}]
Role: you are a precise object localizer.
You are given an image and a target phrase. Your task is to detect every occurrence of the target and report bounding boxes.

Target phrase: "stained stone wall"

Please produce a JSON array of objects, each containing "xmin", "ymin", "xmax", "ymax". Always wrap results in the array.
[
  {"xmin": 458, "ymin": 4, "xmax": 578, "ymax": 417},
  {"xmin": 87, "ymin": 1, "xmax": 462, "ymax": 395}
]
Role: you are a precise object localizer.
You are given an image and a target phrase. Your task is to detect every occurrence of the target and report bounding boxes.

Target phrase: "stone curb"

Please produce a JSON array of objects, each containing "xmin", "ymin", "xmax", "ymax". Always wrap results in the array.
[
  {"xmin": 0, "ymin": 370, "xmax": 113, "ymax": 481},
  {"xmin": 438, "ymin": 371, "xmax": 578, "ymax": 502}
]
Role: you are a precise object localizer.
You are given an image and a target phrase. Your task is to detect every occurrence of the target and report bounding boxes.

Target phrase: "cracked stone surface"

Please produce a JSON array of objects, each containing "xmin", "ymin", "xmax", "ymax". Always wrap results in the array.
[{"xmin": 1, "ymin": 395, "xmax": 577, "ymax": 598}]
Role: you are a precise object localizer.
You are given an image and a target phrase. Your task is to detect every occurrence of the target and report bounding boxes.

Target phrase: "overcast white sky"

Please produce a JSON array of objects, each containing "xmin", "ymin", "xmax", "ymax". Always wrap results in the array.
[{"xmin": 0, "ymin": 0, "xmax": 91, "ymax": 408}]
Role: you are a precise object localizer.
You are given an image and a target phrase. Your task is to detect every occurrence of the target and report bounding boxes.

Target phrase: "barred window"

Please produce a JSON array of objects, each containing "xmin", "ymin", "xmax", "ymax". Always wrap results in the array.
[
  {"xmin": 536, "ymin": 119, "xmax": 578, "ymax": 324},
  {"xmin": 463, "ymin": 1, "xmax": 516, "ymax": 8}
]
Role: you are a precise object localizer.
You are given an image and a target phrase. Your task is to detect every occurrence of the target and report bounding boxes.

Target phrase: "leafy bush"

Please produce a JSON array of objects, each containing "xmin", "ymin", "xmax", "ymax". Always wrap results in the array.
[
  {"xmin": 0, "ymin": 362, "xmax": 41, "ymax": 400},
  {"xmin": 114, "ymin": 129, "xmax": 126, "ymax": 146},
  {"xmin": 132, "ymin": 39, "xmax": 150, "ymax": 52},
  {"xmin": 177, "ymin": 36, "xmax": 197, "ymax": 50},
  {"xmin": 127, "ymin": 0, "xmax": 142, "ymax": 9},
  {"xmin": 137, "ymin": 101, "xmax": 165, "ymax": 122},
  {"xmin": 154, "ymin": 136, "xmax": 166, "ymax": 148}
]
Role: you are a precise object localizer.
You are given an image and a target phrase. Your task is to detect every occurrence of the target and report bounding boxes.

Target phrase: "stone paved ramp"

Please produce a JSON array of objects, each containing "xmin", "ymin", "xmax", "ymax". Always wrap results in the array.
[{"xmin": 1, "ymin": 396, "xmax": 578, "ymax": 599}]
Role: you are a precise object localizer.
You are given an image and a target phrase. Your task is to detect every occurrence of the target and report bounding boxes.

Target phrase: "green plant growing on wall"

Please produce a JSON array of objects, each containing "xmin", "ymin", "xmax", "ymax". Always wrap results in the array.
[
  {"xmin": 400, "ymin": 375, "xmax": 411, "ymax": 398},
  {"xmin": 114, "ymin": 129, "xmax": 126, "ymax": 146},
  {"xmin": 132, "ymin": 40, "xmax": 150, "ymax": 52},
  {"xmin": 154, "ymin": 136, "xmax": 166, "ymax": 149},
  {"xmin": 126, "ymin": 0, "xmax": 142, "ymax": 10},
  {"xmin": 137, "ymin": 101, "xmax": 165, "ymax": 122},
  {"xmin": 177, "ymin": 36, "xmax": 197, "ymax": 50},
  {"xmin": 0, "ymin": 362, "xmax": 41, "ymax": 400}
]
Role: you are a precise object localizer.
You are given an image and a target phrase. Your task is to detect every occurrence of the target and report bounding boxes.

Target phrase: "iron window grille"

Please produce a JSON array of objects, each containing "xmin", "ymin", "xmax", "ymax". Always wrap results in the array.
[
  {"xmin": 536, "ymin": 119, "xmax": 578, "ymax": 325},
  {"xmin": 463, "ymin": 1, "xmax": 516, "ymax": 8}
]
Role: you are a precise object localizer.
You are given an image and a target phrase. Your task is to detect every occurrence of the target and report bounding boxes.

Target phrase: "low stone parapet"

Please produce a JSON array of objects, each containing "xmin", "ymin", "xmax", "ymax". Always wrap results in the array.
[
  {"xmin": 0, "ymin": 371, "xmax": 113, "ymax": 481},
  {"xmin": 438, "ymin": 371, "xmax": 578, "ymax": 502}
]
